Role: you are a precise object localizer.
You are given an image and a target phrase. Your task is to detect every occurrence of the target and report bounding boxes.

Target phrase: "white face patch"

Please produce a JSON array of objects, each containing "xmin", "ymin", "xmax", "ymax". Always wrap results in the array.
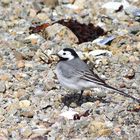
[{"xmin": 57, "ymin": 50, "xmax": 74, "ymax": 60}]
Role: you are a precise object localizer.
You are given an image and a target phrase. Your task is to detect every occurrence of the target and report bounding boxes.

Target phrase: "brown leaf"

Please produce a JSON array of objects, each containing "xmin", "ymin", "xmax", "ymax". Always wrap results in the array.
[{"xmin": 29, "ymin": 23, "xmax": 50, "ymax": 34}]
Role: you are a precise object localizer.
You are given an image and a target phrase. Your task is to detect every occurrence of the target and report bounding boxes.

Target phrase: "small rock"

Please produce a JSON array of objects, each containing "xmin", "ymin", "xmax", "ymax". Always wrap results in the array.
[
  {"xmin": 19, "ymin": 100, "xmax": 31, "ymax": 109},
  {"xmin": 0, "ymin": 74, "xmax": 10, "ymax": 81},
  {"xmin": 69, "ymin": 102, "xmax": 77, "ymax": 108},
  {"xmin": 125, "ymin": 6, "xmax": 140, "ymax": 17},
  {"xmin": 29, "ymin": 9, "xmax": 37, "ymax": 18},
  {"xmin": 20, "ymin": 109, "xmax": 34, "ymax": 118},
  {"xmin": 73, "ymin": 0, "xmax": 86, "ymax": 10},
  {"xmin": 88, "ymin": 121, "xmax": 112, "ymax": 137},
  {"xmin": 44, "ymin": 70, "xmax": 56, "ymax": 90},
  {"xmin": 0, "ymin": 136, "xmax": 8, "ymax": 140},
  {"xmin": 14, "ymin": 89, "xmax": 26, "ymax": 98},
  {"xmin": 93, "ymin": 36, "xmax": 116, "ymax": 46},
  {"xmin": 32, "ymin": 1, "xmax": 42, "ymax": 12},
  {"xmin": 113, "ymin": 127, "xmax": 122, "ymax": 136},
  {"xmin": 0, "ymin": 59, "xmax": 4, "ymax": 67},
  {"xmin": 96, "ymin": 137, "xmax": 111, "ymax": 140},
  {"xmin": 131, "ymin": 82, "xmax": 138, "ymax": 88},
  {"xmin": 62, "ymin": 0, "xmax": 75, "ymax": 4},
  {"xmin": 16, "ymin": 60, "xmax": 25, "ymax": 68},
  {"xmin": 136, "ymin": 42, "xmax": 140, "ymax": 51},
  {"xmin": 119, "ymin": 83, "xmax": 126, "ymax": 88},
  {"xmin": 6, "ymin": 101, "xmax": 19, "ymax": 115},
  {"xmin": 34, "ymin": 88, "xmax": 45, "ymax": 96},
  {"xmin": 101, "ymin": 58, "xmax": 109, "ymax": 65},
  {"xmin": 20, "ymin": 126, "xmax": 32, "ymax": 138},
  {"xmin": 102, "ymin": 0, "xmax": 129, "ymax": 12},
  {"xmin": 81, "ymin": 102, "xmax": 94, "ymax": 110},
  {"xmin": 0, "ymin": 81, "xmax": 6, "ymax": 93},
  {"xmin": 89, "ymin": 50, "xmax": 112, "ymax": 58},
  {"xmin": 30, "ymin": 135, "xmax": 48, "ymax": 140},
  {"xmin": 43, "ymin": 0, "xmax": 59, "ymax": 8},
  {"xmin": 124, "ymin": 69, "xmax": 135, "ymax": 79},
  {"xmin": 1, "ymin": 0, "xmax": 10, "ymax": 5},
  {"xmin": 32, "ymin": 126, "xmax": 48, "ymax": 135},
  {"xmin": 24, "ymin": 34, "xmax": 42, "ymax": 44},
  {"xmin": 12, "ymin": 49, "xmax": 25, "ymax": 61},
  {"xmin": 59, "ymin": 110, "xmax": 79, "ymax": 120},
  {"xmin": 45, "ymin": 23, "xmax": 79, "ymax": 44},
  {"xmin": 0, "ymin": 128, "xmax": 8, "ymax": 138},
  {"xmin": 129, "ymin": 55, "xmax": 139, "ymax": 62},
  {"xmin": 25, "ymin": 62, "xmax": 34, "ymax": 68},
  {"xmin": 0, "ymin": 115, "xmax": 5, "ymax": 122},
  {"xmin": 25, "ymin": 34, "xmax": 41, "ymax": 40},
  {"xmin": 37, "ymin": 13, "xmax": 49, "ymax": 21}
]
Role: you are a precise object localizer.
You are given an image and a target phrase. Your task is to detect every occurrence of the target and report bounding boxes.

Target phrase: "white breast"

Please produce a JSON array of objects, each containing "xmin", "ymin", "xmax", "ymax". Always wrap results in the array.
[
  {"xmin": 55, "ymin": 63, "xmax": 97, "ymax": 91},
  {"xmin": 55, "ymin": 64, "xmax": 80, "ymax": 90}
]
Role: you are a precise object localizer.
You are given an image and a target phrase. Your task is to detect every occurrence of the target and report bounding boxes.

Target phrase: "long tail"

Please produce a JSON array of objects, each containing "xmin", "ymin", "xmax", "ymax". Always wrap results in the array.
[{"xmin": 104, "ymin": 84, "xmax": 140, "ymax": 103}]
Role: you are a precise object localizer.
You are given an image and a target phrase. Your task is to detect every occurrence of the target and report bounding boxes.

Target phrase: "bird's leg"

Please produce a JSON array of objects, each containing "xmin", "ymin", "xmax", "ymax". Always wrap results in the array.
[{"xmin": 78, "ymin": 90, "xmax": 84, "ymax": 101}]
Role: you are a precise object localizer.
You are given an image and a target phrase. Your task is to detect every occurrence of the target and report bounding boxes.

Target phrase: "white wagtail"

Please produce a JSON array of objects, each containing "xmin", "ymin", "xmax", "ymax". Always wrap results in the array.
[{"xmin": 55, "ymin": 48, "xmax": 140, "ymax": 103}]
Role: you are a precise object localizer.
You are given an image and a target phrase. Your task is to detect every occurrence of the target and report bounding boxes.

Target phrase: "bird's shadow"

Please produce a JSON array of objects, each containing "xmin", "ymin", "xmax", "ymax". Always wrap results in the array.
[{"xmin": 61, "ymin": 92, "xmax": 111, "ymax": 107}]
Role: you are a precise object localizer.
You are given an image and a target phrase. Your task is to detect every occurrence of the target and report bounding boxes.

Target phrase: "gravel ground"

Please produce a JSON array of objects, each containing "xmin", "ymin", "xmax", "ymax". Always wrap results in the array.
[{"xmin": 0, "ymin": 0, "xmax": 140, "ymax": 139}]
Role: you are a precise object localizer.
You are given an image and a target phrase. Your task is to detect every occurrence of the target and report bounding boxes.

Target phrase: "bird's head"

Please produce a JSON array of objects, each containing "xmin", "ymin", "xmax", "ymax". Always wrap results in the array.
[{"xmin": 57, "ymin": 48, "xmax": 79, "ymax": 61}]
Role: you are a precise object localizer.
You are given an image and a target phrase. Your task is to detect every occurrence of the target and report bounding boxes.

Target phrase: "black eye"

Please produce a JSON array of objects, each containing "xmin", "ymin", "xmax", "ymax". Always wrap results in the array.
[{"xmin": 63, "ymin": 53, "xmax": 66, "ymax": 55}]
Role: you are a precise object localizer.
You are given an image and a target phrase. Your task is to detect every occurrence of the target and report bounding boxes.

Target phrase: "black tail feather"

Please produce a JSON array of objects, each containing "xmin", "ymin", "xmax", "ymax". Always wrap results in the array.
[{"xmin": 104, "ymin": 84, "xmax": 140, "ymax": 103}]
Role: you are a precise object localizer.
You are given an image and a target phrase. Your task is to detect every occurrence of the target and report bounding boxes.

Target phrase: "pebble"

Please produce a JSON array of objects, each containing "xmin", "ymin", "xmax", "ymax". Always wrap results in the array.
[
  {"xmin": 96, "ymin": 137, "xmax": 111, "ymax": 140},
  {"xmin": 0, "ymin": 128, "xmax": 8, "ymax": 137},
  {"xmin": 0, "ymin": 115, "xmax": 5, "ymax": 122},
  {"xmin": 34, "ymin": 87, "xmax": 45, "ymax": 96},
  {"xmin": 129, "ymin": 55, "xmax": 139, "ymax": 62},
  {"xmin": 88, "ymin": 121, "xmax": 112, "ymax": 137},
  {"xmin": 113, "ymin": 127, "xmax": 122, "ymax": 136},
  {"xmin": 136, "ymin": 42, "xmax": 140, "ymax": 50},
  {"xmin": 44, "ymin": 70, "xmax": 56, "ymax": 90},
  {"xmin": 73, "ymin": 0, "xmax": 86, "ymax": 10},
  {"xmin": 59, "ymin": 110, "xmax": 79, "ymax": 119},
  {"xmin": 94, "ymin": 36, "xmax": 116, "ymax": 46},
  {"xmin": 29, "ymin": 9, "xmax": 37, "ymax": 18},
  {"xmin": 13, "ymin": 89, "xmax": 26, "ymax": 98},
  {"xmin": 124, "ymin": 69, "xmax": 135, "ymax": 79},
  {"xmin": 102, "ymin": 1, "xmax": 129, "ymax": 12},
  {"xmin": 89, "ymin": 50, "xmax": 112, "ymax": 58},
  {"xmin": 43, "ymin": 0, "xmax": 59, "ymax": 8},
  {"xmin": 81, "ymin": 102, "xmax": 94, "ymax": 110},
  {"xmin": 37, "ymin": 13, "xmax": 49, "ymax": 21},
  {"xmin": 20, "ymin": 126, "xmax": 32, "ymax": 138},
  {"xmin": 0, "ymin": 81, "xmax": 6, "ymax": 93},
  {"xmin": 45, "ymin": 23, "xmax": 79, "ymax": 44},
  {"xmin": 1, "ymin": 0, "xmax": 10, "ymax": 5},
  {"xmin": 32, "ymin": 126, "xmax": 48, "ymax": 135},
  {"xmin": 16, "ymin": 60, "xmax": 25, "ymax": 68},
  {"xmin": 12, "ymin": 50, "xmax": 24, "ymax": 61},
  {"xmin": 62, "ymin": 0, "xmax": 75, "ymax": 4},
  {"xmin": 20, "ymin": 109, "xmax": 34, "ymax": 118},
  {"xmin": 6, "ymin": 101, "xmax": 19, "ymax": 115},
  {"xmin": 19, "ymin": 100, "xmax": 31, "ymax": 109}
]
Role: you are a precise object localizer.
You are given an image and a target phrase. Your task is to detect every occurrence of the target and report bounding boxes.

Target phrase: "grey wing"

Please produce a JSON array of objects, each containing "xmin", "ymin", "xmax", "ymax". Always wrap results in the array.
[
  {"xmin": 58, "ymin": 62, "xmax": 83, "ymax": 79},
  {"xmin": 80, "ymin": 70, "xmax": 107, "ymax": 86},
  {"xmin": 68, "ymin": 64, "xmax": 107, "ymax": 86},
  {"xmin": 69, "ymin": 59, "xmax": 107, "ymax": 86}
]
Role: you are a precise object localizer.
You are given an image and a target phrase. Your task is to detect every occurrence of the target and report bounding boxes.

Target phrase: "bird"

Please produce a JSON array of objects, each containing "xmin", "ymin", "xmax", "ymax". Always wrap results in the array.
[{"xmin": 55, "ymin": 48, "xmax": 140, "ymax": 103}]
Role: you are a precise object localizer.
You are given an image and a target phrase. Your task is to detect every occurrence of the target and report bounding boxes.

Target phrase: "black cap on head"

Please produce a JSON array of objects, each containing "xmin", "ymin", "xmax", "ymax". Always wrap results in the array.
[{"xmin": 63, "ymin": 48, "xmax": 79, "ymax": 58}]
